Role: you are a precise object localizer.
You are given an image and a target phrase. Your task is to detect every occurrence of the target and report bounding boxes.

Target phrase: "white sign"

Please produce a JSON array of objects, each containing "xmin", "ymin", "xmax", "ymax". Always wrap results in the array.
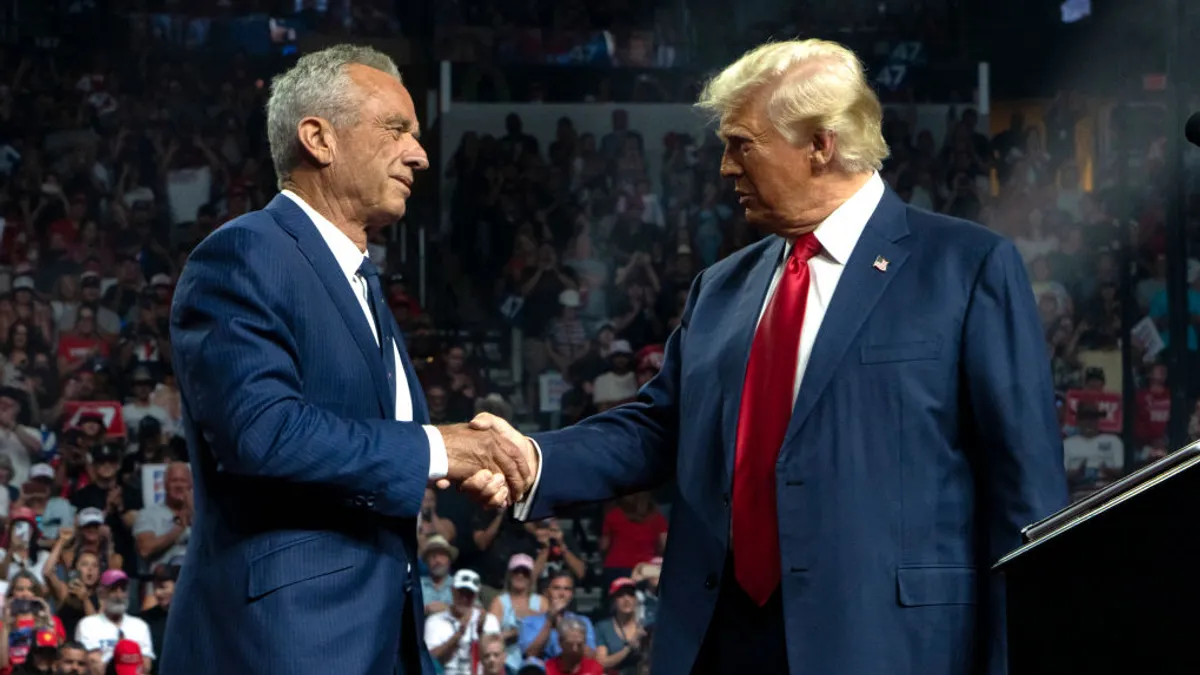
[
  {"xmin": 142, "ymin": 464, "xmax": 168, "ymax": 506},
  {"xmin": 1130, "ymin": 316, "xmax": 1165, "ymax": 362},
  {"xmin": 538, "ymin": 371, "xmax": 571, "ymax": 413}
]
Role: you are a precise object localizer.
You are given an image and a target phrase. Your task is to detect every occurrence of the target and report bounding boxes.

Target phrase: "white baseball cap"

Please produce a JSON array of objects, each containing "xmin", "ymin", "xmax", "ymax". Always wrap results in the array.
[
  {"xmin": 28, "ymin": 463, "xmax": 55, "ymax": 481},
  {"xmin": 77, "ymin": 507, "xmax": 105, "ymax": 527},
  {"xmin": 452, "ymin": 569, "xmax": 481, "ymax": 593}
]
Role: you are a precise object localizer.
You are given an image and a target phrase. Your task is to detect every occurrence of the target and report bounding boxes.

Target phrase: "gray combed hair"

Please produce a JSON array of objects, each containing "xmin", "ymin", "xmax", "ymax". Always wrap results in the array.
[
  {"xmin": 557, "ymin": 616, "xmax": 588, "ymax": 638},
  {"xmin": 266, "ymin": 44, "xmax": 402, "ymax": 187}
]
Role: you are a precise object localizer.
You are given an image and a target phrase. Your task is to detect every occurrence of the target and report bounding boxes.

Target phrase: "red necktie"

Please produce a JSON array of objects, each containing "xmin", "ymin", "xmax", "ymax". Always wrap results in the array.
[{"xmin": 732, "ymin": 234, "xmax": 822, "ymax": 606}]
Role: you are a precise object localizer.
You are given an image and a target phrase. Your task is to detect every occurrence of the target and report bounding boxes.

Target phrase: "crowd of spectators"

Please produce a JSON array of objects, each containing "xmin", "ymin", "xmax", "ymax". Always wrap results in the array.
[
  {"xmin": 0, "ymin": 19, "xmax": 1192, "ymax": 675},
  {"xmin": 0, "ymin": 42, "xmax": 270, "ymax": 674}
]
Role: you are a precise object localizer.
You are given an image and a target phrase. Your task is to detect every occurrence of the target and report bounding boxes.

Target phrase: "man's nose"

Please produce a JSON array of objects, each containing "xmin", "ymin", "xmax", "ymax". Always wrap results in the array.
[
  {"xmin": 719, "ymin": 150, "xmax": 740, "ymax": 178},
  {"xmin": 406, "ymin": 144, "xmax": 430, "ymax": 171}
]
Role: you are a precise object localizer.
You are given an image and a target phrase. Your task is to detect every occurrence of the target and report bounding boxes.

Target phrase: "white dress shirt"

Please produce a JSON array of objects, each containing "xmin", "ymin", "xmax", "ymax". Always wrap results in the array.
[
  {"xmin": 281, "ymin": 190, "xmax": 448, "ymax": 480},
  {"xmin": 514, "ymin": 173, "xmax": 885, "ymax": 520}
]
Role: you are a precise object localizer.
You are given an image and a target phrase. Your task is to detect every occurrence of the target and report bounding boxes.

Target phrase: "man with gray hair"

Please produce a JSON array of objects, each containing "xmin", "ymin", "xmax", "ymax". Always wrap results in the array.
[
  {"xmin": 544, "ymin": 616, "xmax": 603, "ymax": 675},
  {"xmin": 477, "ymin": 38, "xmax": 1067, "ymax": 675},
  {"xmin": 161, "ymin": 44, "xmax": 532, "ymax": 675}
]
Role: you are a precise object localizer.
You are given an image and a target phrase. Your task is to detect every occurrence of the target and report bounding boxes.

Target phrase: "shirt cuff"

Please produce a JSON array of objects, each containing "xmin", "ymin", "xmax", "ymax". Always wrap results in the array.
[
  {"xmin": 424, "ymin": 425, "xmax": 448, "ymax": 480},
  {"xmin": 512, "ymin": 437, "xmax": 543, "ymax": 522}
]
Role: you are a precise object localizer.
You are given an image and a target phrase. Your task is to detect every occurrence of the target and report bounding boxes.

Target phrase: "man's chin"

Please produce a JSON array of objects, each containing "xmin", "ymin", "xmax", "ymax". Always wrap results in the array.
[{"xmin": 742, "ymin": 207, "xmax": 773, "ymax": 228}]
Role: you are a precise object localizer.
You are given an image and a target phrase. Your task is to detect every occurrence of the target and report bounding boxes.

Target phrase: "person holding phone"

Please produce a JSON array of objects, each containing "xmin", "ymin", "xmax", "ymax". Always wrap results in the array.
[
  {"xmin": 0, "ymin": 509, "xmax": 48, "ymax": 584},
  {"xmin": 0, "ymin": 587, "xmax": 59, "ymax": 672},
  {"xmin": 42, "ymin": 523, "xmax": 101, "ymax": 639},
  {"xmin": 531, "ymin": 519, "xmax": 585, "ymax": 586},
  {"xmin": 0, "ymin": 571, "xmax": 66, "ymax": 646}
]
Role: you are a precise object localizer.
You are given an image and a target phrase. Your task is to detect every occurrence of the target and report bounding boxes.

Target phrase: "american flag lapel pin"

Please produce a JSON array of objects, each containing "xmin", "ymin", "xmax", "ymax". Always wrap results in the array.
[{"xmin": 873, "ymin": 255, "xmax": 889, "ymax": 272}]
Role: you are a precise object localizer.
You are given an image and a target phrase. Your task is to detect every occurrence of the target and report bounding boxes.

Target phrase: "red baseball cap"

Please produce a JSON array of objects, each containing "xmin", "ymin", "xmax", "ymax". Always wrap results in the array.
[
  {"xmin": 636, "ymin": 345, "xmax": 665, "ymax": 373},
  {"xmin": 608, "ymin": 577, "xmax": 637, "ymax": 595},
  {"xmin": 112, "ymin": 639, "xmax": 142, "ymax": 675},
  {"xmin": 34, "ymin": 628, "xmax": 57, "ymax": 649}
]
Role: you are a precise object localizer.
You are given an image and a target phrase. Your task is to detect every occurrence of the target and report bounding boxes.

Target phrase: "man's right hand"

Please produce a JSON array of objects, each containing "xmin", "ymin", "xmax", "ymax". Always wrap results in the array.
[
  {"xmin": 467, "ymin": 413, "xmax": 538, "ymax": 500},
  {"xmin": 440, "ymin": 421, "xmax": 534, "ymax": 502}
]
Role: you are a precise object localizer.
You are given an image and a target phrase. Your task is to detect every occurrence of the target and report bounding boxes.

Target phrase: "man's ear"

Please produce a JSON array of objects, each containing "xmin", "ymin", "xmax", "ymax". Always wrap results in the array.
[
  {"xmin": 296, "ymin": 117, "xmax": 337, "ymax": 167},
  {"xmin": 810, "ymin": 129, "xmax": 837, "ymax": 171}
]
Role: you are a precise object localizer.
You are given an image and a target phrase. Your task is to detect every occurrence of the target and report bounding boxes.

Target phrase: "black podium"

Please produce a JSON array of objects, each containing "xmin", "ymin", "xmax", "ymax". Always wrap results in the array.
[{"xmin": 994, "ymin": 443, "xmax": 1200, "ymax": 675}]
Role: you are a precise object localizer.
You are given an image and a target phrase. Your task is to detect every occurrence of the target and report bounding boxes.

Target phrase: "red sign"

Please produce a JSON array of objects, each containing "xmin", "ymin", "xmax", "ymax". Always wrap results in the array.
[
  {"xmin": 63, "ymin": 401, "xmax": 126, "ymax": 438},
  {"xmin": 1143, "ymin": 73, "xmax": 1167, "ymax": 91},
  {"xmin": 1064, "ymin": 389, "xmax": 1123, "ymax": 434}
]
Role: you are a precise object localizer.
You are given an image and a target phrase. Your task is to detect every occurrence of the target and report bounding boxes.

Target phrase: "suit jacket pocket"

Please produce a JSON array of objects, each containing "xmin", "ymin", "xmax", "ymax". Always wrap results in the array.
[
  {"xmin": 896, "ymin": 565, "xmax": 978, "ymax": 607},
  {"xmin": 247, "ymin": 533, "xmax": 355, "ymax": 600},
  {"xmin": 860, "ymin": 339, "xmax": 943, "ymax": 364}
]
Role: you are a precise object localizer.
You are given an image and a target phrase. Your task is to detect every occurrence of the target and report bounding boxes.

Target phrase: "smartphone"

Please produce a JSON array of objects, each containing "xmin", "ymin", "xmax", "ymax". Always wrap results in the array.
[
  {"xmin": 12, "ymin": 521, "xmax": 31, "ymax": 546},
  {"xmin": 8, "ymin": 599, "xmax": 34, "ymax": 615},
  {"xmin": 67, "ymin": 570, "xmax": 81, "ymax": 584}
]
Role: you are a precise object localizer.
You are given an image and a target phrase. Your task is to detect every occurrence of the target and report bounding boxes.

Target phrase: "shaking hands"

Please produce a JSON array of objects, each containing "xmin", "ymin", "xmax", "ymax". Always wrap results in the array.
[{"xmin": 435, "ymin": 413, "xmax": 538, "ymax": 510}]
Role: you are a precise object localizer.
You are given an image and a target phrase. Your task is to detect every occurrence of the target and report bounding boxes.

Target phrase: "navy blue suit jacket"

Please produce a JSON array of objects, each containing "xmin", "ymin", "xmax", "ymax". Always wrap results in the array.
[
  {"xmin": 525, "ymin": 190, "xmax": 1068, "ymax": 675},
  {"xmin": 161, "ymin": 195, "xmax": 437, "ymax": 675}
]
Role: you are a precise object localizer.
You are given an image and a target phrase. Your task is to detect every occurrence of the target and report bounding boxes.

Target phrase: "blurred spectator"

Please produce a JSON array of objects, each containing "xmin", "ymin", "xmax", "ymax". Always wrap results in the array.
[
  {"xmin": 591, "ymin": 342, "xmax": 637, "ymax": 411},
  {"xmin": 73, "ymin": 570, "xmax": 153, "ymax": 669},
  {"xmin": 1134, "ymin": 363, "xmax": 1171, "ymax": 450},
  {"xmin": 418, "ymin": 488, "xmax": 458, "ymax": 546},
  {"xmin": 1, "ymin": 570, "xmax": 66, "ymax": 641},
  {"xmin": 132, "ymin": 464, "xmax": 190, "ymax": 576},
  {"xmin": 139, "ymin": 565, "xmax": 176, "ymax": 674},
  {"xmin": 423, "ymin": 345, "xmax": 484, "ymax": 422},
  {"xmin": 1064, "ymin": 404, "xmax": 1124, "ymax": 497},
  {"xmin": 1, "ymin": 509, "xmax": 49, "ymax": 584},
  {"xmin": 0, "ymin": 456, "xmax": 17, "ymax": 509},
  {"xmin": 55, "ymin": 641, "xmax": 88, "ymax": 675},
  {"xmin": 518, "ymin": 657, "xmax": 548, "ymax": 675},
  {"xmin": 31, "ymin": 464, "xmax": 73, "ymax": 543},
  {"xmin": 8, "ymin": 624, "xmax": 61, "ymax": 675},
  {"xmin": 0, "ymin": 388, "xmax": 43, "ymax": 488},
  {"xmin": 486, "ymin": 554, "xmax": 547, "ymax": 671},
  {"xmin": 598, "ymin": 494, "xmax": 666, "ymax": 599},
  {"xmin": 472, "ymin": 507, "xmax": 538, "ymax": 596},
  {"xmin": 543, "ymin": 616, "xmax": 603, "ymax": 675},
  {"xmin": 479, "ymin": 634, "xmax": 511, "ymax": 675},
  {"xmin": 419, "ymin": 535, "xmax": 458, "ymax": 615},
  {"xmin": 43, "ymin": 517, "xmax": 105, "ymax": 638},
  {"xmin": 530, "ymin": 519, "xmax": 586, "ymax": 586},
  {"xmin": 70, "ymin": 444, "xmax": 142, "ymax": 583},
  {"xmin": 518, "ymin": 571, "xmax": 595, "ymax": 660},
  {"xmin": 1149, "ymin": 259, "xmax": 1200, "ymax": 387},
  {"xmin": 545, "ymin": 291, "xmax": 588, "ymax": 376},
  {"xmin": 104, "ymin": 638, "xmax": 144, "ymax": 675},
  {"xmin": 424, "ymin": 569, "xmax": 501, "ymax": 675},
  {"xmin": 593, "ymin": 578, "xmax": 646, "ymax": 675},
  {"xmin": 119, "ymin": 370, "xmax": 171, "ymax": 442}
]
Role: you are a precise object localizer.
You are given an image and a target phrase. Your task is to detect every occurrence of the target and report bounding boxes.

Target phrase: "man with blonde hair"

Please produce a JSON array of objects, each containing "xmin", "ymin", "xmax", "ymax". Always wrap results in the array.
[{"xmin": 474, "ymin": 38, "xmax": 1066, "ymax": 675}]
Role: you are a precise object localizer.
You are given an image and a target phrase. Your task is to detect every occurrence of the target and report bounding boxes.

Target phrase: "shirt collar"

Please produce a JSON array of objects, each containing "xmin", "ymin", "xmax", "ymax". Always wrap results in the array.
[
  {"xmin": 798, "ymin": 172, "xmax": 886, "ymax": 265},
  {"xmin": 281, "ymin": 189, "xmax": 366, "ymax": 281}
]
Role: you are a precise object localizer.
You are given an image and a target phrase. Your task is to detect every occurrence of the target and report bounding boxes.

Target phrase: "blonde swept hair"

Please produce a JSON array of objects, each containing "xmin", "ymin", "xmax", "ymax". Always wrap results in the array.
[{"xmin": 697, "ymin": 39, "xmax": 889, "ymax": 173}]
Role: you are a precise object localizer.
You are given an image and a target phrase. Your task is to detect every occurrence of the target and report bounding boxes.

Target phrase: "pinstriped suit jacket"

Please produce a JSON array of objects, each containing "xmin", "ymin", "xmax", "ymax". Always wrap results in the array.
[{"xmin": 161, "ymin": 194, "xmax": 436, "ymax": 675}]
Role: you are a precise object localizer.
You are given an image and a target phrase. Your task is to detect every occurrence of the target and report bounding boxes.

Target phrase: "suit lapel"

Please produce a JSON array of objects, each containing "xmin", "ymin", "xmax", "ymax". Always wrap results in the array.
[
  {"xmin": 780, "ymin": 190, "xmax": 911, "ymax": 452},
  {"xmin": 265, "ymin": 194, "xmax": 393, "ymax": 418},
  {"xmin": 719, "ymin": 237, "xmax": 786, "ymax": 484}
]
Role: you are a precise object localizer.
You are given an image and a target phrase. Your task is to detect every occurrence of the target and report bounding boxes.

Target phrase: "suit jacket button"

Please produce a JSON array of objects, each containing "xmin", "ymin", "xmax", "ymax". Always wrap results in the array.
[
  {"xmin": 722, "ymin": 493, "xmax": 730, "ymax": 507},
  {"xmin": 704, "ymin": 574, "xmax": 718, "ymax": 590}
]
